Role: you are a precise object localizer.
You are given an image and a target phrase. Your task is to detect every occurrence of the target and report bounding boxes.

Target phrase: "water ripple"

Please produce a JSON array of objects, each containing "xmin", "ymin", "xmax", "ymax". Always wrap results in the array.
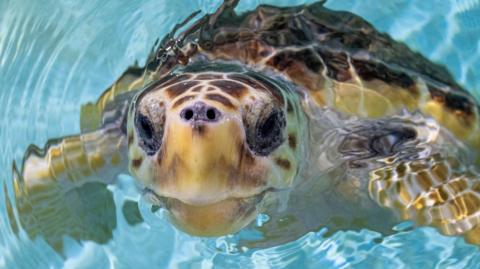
[{"xmin": 0, "ymin": 0, "xmax": 479, "ymax": 268}]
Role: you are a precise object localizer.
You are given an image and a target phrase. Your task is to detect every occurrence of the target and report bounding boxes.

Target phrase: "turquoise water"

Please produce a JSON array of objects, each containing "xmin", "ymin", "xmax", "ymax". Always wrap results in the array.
[{"xmin": 1, "ymin": 0, "xmax": 480, "ymax": 268}]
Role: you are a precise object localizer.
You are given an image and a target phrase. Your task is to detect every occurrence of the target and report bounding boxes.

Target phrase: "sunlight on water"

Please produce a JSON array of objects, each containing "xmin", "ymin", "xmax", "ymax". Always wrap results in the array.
[{"xmin": 0, "ymin": 0, "xmax": 479, "ymax": 268}]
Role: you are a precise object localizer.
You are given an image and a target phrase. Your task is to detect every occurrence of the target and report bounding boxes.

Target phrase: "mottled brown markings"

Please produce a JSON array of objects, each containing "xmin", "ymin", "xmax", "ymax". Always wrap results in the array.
[
  {"xmin": 259, "ymin": 11, "xmax": 315, "ymax": 45},
  {"xmin": 132, "ymin": 158, "xmax": 143, "ymax": 169},
  {"xmin": 275, "ymin": 158, "xmax": 291, "ymax": 170},
  {"xmin": 191, "ymin": 85, "xmax": 203, "ymax": 92},
  {"xmin": 428, "ymin": 86, "xmax": 474, "ymax": 116},
  {"xmin": 228, "ymin": 73, "xmax": 284, "ymax": 105},
  {"xmin": 259, "ymin": 50, "xmax": 271, "ymax": 57},
  {"xmin": 166, "ymin": 80, "xmax": 199, "ymax": 98},
  {"xmin": 172, "ymin": 95, "xmax": 196, "ymax": 109},
  {"xmin": 207, "ymin": 87, "xmax": 216, "ymax": 92},
  {"xmin": 216, "ymin": 29, "xmax": 256, "ymax": 48},
  {"xmin": 268, "ymin": 49, "xmax": 322, "ymax": 73},
  {"xmin": 213, "ymin": 31, "xmax": 240, "ymax": 46},
  {"xmin": 261, "ymin": 31, "xmax": 287, "ymax": 47},
  {"xmin": 290, "ymin": 16, "xmax": 313, "ymax": 42},
  {"xmin": 266, "ymin": 51, "xmax": 293, "ymax": 71},
  {"xmin": 429, "ymin": 87, "xmax": 446, "ymax": 103},
  {"xmin": 310, "ymin": 4, "xmax": 464, "ymax": 89},
  {"xmin": 288, "ymin": 134, "xmax": 296, "ymax": 149},
  {"xmin": 152, "ymin": 0, "xmax": 474, "ymax": 113},
  {"xmin": 196, "ymin": 73, "xmax": 223, "ymax": 80},
  {"xmin": 351, "ymin": 58, "xmax": 416, "ymax": 90},
  {"xmin": 210, "ymin": 80, "xmax": 248, "ymax": 98},
  {"xmin": 315, "ymin": 49, "xmax": 351, "ymax": 82},
  {"xmin": 445, "ymin": 92, "xmax": 474, "ymax": 115},
  {"xmin": 206, "ymin": 94, "xmax": 235, "ymax": 109}
]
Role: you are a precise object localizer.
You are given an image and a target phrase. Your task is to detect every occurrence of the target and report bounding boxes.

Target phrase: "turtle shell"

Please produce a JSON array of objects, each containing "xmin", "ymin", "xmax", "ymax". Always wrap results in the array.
[
  {"xmin": 174, "ymin": 1, "xmax": 478, "ymax": 152},
  {"xmin": 86, "ymin": 1, "xmax": 479, "ymax": 153}
]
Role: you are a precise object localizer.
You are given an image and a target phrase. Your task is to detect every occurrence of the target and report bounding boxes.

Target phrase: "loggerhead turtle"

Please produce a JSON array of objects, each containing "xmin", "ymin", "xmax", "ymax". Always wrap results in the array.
[{"xmin": 8, "ymin": 0, "xmax": 480, "ymax": 251}]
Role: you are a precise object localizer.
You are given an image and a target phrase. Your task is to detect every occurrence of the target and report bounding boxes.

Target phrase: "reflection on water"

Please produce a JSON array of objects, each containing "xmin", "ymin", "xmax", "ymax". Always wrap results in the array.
[{"xmin": 1, "ymin": 0, "xmax": 479, "ymax": 268}]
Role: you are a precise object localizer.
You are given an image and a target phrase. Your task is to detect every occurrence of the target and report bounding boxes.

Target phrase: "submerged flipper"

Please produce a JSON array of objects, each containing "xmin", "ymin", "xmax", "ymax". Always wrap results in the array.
[
  {"xmin": 253, "ymin": 111, "xmax": 480, "ymax": 247},
  {"xmin": 9, "ymin": 126, "xmax": 128, "ymax": 251},
  {"xmin": 339, "ymin": 113, "xmax": 480, "ymax": 245},
  {"xmin": 80, "ymin": 66, "xmax": 146, "ymax": 132},
  {"xmin": 8, "ymin": 88, "xmax": 133, "ymax": 251},
  {"xmin": 369, "ymin": 151, "xmax": 480, "ymax": 245}
]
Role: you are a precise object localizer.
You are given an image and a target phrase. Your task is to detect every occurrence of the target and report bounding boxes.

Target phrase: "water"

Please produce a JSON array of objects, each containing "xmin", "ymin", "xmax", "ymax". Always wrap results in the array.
[{"xmin": 1, "ymin": 0, "xmax": 479, "ymax": 268}]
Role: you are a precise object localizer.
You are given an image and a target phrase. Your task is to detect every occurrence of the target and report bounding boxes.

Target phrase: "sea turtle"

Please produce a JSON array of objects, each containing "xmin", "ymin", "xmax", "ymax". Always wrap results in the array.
[{"xmin": 8, "ymin": 0, "xmax": 480, "ymax": 251}]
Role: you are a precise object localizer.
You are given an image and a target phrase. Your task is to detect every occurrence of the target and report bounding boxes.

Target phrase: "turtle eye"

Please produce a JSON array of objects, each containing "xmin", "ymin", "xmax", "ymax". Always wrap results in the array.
[
  {"xmin": 247, "ymin": 110, "xmax": 286, "ymax": 156},
  {"xmin": 135, "ymin": 113, "xmax": 161, "ymax": 155}
]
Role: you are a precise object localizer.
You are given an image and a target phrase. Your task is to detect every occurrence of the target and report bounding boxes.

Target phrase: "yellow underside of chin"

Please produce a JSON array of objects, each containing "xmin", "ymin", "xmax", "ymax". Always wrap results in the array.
[{"xmin": 165, "ymin": 196, "xmax": 258, "ymax": 237}]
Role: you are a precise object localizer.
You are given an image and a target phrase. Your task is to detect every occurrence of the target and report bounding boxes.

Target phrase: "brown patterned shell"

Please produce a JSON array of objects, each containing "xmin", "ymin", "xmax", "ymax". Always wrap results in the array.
[
  {"xmin": 145, "ymin": 1, "xmax": 479, "ymax": 150},
  {"xmin": 85, "ymin": 1, "xmax": 480, "ymax": 148}
]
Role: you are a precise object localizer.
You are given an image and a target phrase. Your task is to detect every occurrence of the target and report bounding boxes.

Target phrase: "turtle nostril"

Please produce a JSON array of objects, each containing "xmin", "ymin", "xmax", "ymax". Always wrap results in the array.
[
  {"xmin": 183, "ymin": 109, "xmax": 194, "ymax": 120},
  {"xmin": 206, "ymin": 108, "xmax": 216, "ymax": 120},
  {"xmin": 180, "ymin": 102, "xmax": 222, "ymax": 122}
]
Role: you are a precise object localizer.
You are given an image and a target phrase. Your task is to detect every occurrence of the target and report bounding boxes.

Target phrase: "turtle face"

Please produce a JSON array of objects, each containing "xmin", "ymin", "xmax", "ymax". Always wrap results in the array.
[{"xmin": 127, "ymin": 66, "xmax": 302, "ymax": 236}]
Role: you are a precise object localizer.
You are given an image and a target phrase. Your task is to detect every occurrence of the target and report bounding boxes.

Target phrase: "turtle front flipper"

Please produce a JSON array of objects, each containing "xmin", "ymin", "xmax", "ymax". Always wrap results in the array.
[
  {"xmin": 251, "ymin": 111, "xmax": 480, "ymax": 247},
  {"xmin": 9, "ymin": 124, "xmax": 128, "ymax": 251},
  {"xmin": 81, "ymin": 66, "xmax": 146, "ymax": 133},
  {"xmin": 331, "ymin": 113, "xmax": 480, "ymax": 246},
  {"xmin": 369, "ymin": 150, "xmax": 480, "ymax": 245}
]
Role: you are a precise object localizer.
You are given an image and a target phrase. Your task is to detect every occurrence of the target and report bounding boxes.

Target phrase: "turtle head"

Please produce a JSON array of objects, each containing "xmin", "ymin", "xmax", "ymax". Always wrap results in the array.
[{"xmin": 127, "ymin": 64, "xmax": 303, "ymax": 236}]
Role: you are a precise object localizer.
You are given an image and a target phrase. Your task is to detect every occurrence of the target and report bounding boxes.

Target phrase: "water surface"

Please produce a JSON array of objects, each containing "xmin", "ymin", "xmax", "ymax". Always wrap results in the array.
[{"xmin": 1, "ymin": 0, "xmax": 479, "ymax": 268}]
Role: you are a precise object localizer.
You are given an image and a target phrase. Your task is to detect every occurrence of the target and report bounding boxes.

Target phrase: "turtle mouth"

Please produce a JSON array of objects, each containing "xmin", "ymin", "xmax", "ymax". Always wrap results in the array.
[
  {"xmin": 142, "ymin": 188, "xmax": 270, "ymax": 236},
  {"xmin": 142, "ymin": 187, "xmax": 273, "ymax": 207}
]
